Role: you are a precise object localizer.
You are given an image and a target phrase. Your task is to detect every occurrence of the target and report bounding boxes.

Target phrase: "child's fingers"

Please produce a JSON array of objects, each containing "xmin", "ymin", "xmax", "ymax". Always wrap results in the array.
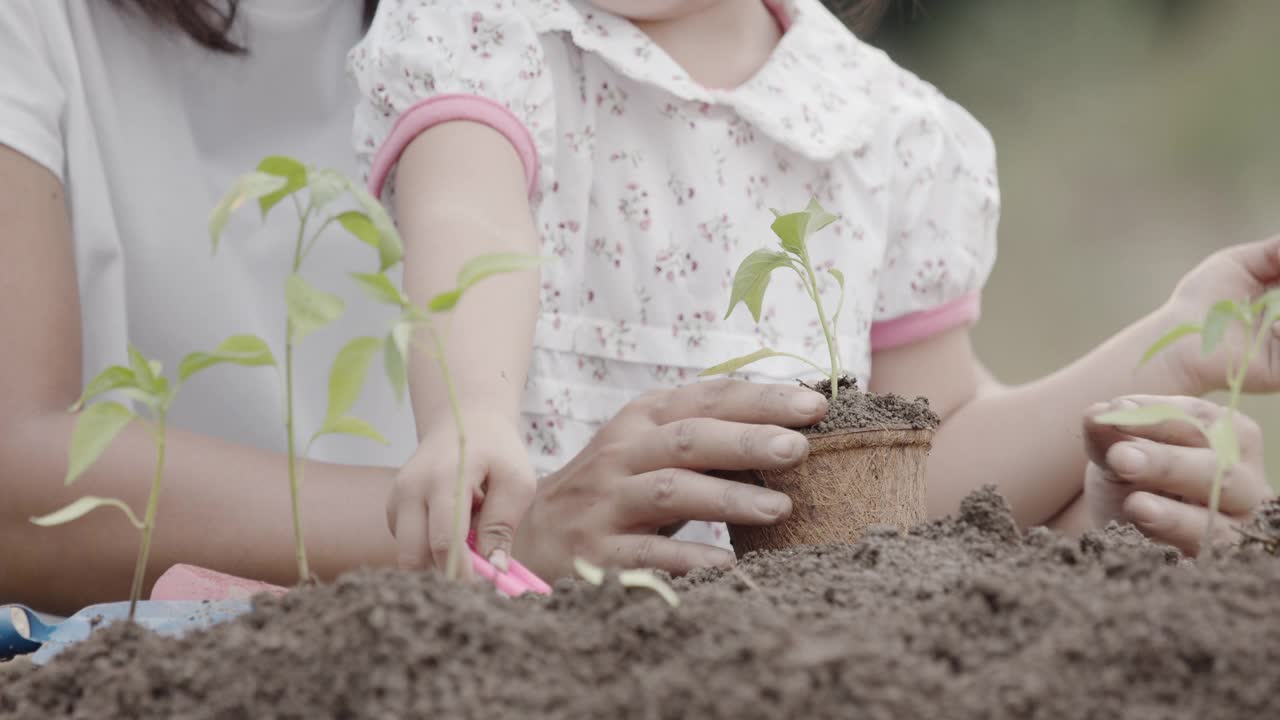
[
  {"xmin": 427, "ymin": 477, "xmax": 473, "ymax": 581},
  {"xmin": 1221, "ymin": 235, "xmax": 1280, "ymax": 287},
  {"xmin": 392, "ymin": 499, "xmax": 430, "ymax": 571},
  {"xmin": 471, "ymin": 460, "xmax": 537, "ymax": 572},
  {"xmin": 1087, "ymin": 395, "xmax": 1218, "ymax": 449},
  {"xmin": 1121, "ymin": 491, "xmax": 1238, "ymax": 557}
]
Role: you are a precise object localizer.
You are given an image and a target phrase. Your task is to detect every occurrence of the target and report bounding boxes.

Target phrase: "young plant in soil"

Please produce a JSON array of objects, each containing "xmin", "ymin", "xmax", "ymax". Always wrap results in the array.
[
  {"xmin": 354, "ymin": 253, "xmax": 547, "ymax": 581},
  {"xmin": 1093, "ymin": 291, "xmax": 1280, "ymax": 559},
  {"xmin": 29, "ymin": 341, "xmax": 273, "ymax": 620},
  {"xmin": 699, "ymin": 197, "xmax": 847, "ymax": 398},
  {"xmin": 209, "ymin": 156, "xmax": 405, "ymax": 583}
]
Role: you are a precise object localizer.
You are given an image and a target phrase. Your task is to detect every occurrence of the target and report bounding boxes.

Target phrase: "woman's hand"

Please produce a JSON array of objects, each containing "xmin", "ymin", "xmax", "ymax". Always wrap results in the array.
[
  {"xmin": 1161, "ymin": 236, "xmax": 1280, "ymax": 395},
  {"xmin": 513, "ymin": 379, "xmax": 828, "ymax": 581},
  {"xmin": 1083, "ymin": 395, "xmax": 1274, "ymax": 555}
]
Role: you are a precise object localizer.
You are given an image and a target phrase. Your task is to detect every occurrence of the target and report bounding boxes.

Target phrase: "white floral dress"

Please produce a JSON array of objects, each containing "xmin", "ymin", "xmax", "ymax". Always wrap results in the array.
[{"xmin": 347, "ymin": 0, "xmax": 1000, "ymax": 550}]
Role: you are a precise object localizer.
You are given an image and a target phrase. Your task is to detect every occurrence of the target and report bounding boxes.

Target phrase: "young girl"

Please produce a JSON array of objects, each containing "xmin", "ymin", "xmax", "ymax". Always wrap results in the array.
[{"xmin": 348, "ymin": 0, "xmax": 1278, "ymax": 572}]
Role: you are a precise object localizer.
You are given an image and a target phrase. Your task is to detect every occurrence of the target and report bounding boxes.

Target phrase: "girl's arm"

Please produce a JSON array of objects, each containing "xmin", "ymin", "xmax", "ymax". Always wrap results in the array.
[
  {"xmin": 872, "ymin": 237, "xmax": 1280, "ymax": 529},
  {"xmin": 384, "ymin": 121, "xmax": 542, "ymax": 573},
  {"xmin": 0, "ymin": 146, "xmax": 399, "ymax": 614}
]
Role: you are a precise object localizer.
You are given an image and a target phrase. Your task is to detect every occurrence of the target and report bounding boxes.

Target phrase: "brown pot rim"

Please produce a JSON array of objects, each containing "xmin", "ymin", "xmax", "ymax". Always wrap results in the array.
[{"xmin": 804, "ymin": 425, "xmax": 935, "ymax": 452}]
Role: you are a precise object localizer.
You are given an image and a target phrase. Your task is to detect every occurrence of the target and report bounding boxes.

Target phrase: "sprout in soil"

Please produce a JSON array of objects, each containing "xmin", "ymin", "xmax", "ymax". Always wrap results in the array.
[
  {"xmin": 29, "ymin": 341, "xmax": 272, "ymax": 621},
  {"xmin": 699, "ymin": 197, "xmax": 848, "ymax": 400},
  {"xmin": 1092, "ymin": 290, "xmax": 1280, "ymax": 559},
  {"xmin": 209, "ymin": 155, "xmax": 405, "ymax": 583},
  {"xmin": 357, "ymin": 252, "xmax": 548, "ymax": 581},
  {"xmin": 573, "ymin": 557, "xmax": 681, "ymax": 607}
]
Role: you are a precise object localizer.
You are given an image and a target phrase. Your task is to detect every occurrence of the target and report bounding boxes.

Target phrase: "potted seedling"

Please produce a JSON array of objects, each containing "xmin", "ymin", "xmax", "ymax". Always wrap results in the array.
[
  {"xmin": 1093, "ymin": 291, "xmax": 1280, "ymax": 559},
  {"xmin": 209, "ymin": 156, "xmax": 408, "ymax": 583},
  {"xmin": 700, "ymin": 198, "xmax": 940, "ymax": 556},
  {"xmin": 30, "ymin": 340, "xmax": 273, "ymax": 620}
]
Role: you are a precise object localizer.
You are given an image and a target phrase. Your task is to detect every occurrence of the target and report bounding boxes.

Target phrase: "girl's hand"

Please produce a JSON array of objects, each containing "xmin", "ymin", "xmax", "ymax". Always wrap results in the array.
[
  {"xmin": 387, "ymin": 410, "xmax": 536, "ymax": 578},
  {"xmin": 1082, "ymin": 395, "xmax": 1274, "ymax": 555},
  {"xmin": 1162, "ymin": 236, "xmax": 1280, "ymax": 395}
]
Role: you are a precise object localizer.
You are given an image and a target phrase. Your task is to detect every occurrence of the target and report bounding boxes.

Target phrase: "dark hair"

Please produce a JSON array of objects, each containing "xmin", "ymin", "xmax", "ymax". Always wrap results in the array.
[
  {"xmin": 109, "ymin": 0, "xmax": 380, "ymax": 54},
  {"xmin": 824, "ymin": 0, "xmax": 892, "ymax": 34}
]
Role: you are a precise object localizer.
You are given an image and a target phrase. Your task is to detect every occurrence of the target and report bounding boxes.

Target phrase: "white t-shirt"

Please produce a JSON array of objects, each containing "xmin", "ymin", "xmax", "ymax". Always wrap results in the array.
[{"xmin": 0, "ymin": 0, "xmax": 417, "ymax": 466}]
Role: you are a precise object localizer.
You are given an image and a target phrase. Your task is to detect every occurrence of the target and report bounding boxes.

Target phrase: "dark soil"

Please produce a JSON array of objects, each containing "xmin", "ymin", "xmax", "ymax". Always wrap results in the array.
[
  {"xmin": 4, "ymin": 486, "xmax": 1279, "ymax": 719},
  {"xmin": 1240, "ymin": 497, "xmax": 1280, "ymax": 555},
  {"xmin": 803, "ymin": 376, "xmax": 940, "ymax": 434}
]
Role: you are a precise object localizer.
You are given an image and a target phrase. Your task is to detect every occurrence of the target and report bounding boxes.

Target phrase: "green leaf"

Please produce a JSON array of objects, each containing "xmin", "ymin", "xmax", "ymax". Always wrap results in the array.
[
  {"xmin": 71, "ymin": 365, "xmax": 137, "ymax": 412},
  {"xmin": 1139, "ymin": 323, "xmax": 1202, "ymax": 366},
  {"xmin": 343, "ymin": 180, "xmax": 404, "ymax": 270},
  {"xmin": 315, "ymin": 415, "xmax": 389, "ymax": 445},
  {"xmin": 350, "ymin": 272, "xmax": 406, "ymax": 307},
  {"xmin": 1092, "ymin": 403, "xmax": 1199, "ymax": 430},
  {"xmin": 30, "ymin": 496, "xmax": 143, "ymax": 530},
  {"xmin": 427, "ymin": 253, "xmax": 548, "ymax": 313},
  {"xmin": 307, "ymin": 168, "xmax": 346, "ymax": 209},
  {"xmin": 724, "ymin": 250, "xmax": 791, "ymax": 322},
  {"xmin": 208, "ymin": 171, "xmax": 289, "ymax": 252},
  {"xmin": 1251, "ymin": 287, "xmax": 1280, "ymax": 319},
  {"xmin": 427, "ymin": 289, "xmax": 463, "ymax": 313},
  {"xmin": 337, "ymin": 211, "xmax": 379, "ymax": 249},
  {"xmin": 383, "ymin": 323, "xmax": 411, "ymax": 404},
  {"xmin": 1202, "ymin": 300, "xmax": 1242, "ymax": 356},
  {"xmin": 256, "ymin": 156, "xmax": 308, "ymax": 217},
  {"xmin": 829, "ymin": 268, "xmax": 847, "ymax": 325},
  {"xmin": 324, "ymin": 336, "xmax": 382, "ymax": 424},
  {"xmin": 127, "ymin": 345, "xmax": 159, "ymax": 396},
  {"xmin": 66, "ymin": 402, "xmax": 135, "ymax": 485},
  {"xmin": 178, "ymin": 334, "xmax": 277, "ymax": 381},
  {"xmin": 285, "ymin": 273, "xmax": 345, "ymax": 341},
  {"xmin": 768, "ymin": 198, "xmax": 839, "ymax": 257},
  {"xmin": 699, "ymin": 348, "xmax": 787, "ymax": 377},
  {"xmin": 1207, "ymin": 415, "xmax": 1242, "ymax": 469}
]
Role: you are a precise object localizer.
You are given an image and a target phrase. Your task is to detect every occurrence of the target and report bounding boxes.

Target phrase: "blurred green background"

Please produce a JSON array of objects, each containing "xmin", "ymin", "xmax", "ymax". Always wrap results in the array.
[{"xmin": 862, "ymin": 0, "xmax": 1280, "ymax": 489}]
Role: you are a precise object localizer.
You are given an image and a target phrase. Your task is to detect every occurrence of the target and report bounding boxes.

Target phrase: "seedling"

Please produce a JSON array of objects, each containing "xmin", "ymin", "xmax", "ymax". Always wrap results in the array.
[
  {"xmin": 1093, "ymin": 290, "xmax": 1280, "ymax": 559},
  {"xmin": 699, "ymin": 197, "xmax": 848, "ymax": 400},
  {"xmin": 209, "ymin": 156, "xmax": 405, "ymax": 583},
  {"xmin": 355, "ymin": 253, "xmax": 547, "ymax": 581},
  {"xmin": 29, "ymin": 341, "xmax": 272, "ymax": 620},
  {"xmin": 573, "ymin": 557, "xmax": 681, "ymax": 607}
]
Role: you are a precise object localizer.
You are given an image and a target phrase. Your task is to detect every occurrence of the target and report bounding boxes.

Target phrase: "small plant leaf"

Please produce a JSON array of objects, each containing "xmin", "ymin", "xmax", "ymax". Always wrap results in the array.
[
  {"xmin": 208, "ymin": 172, "xmax": 289, "ymax": 252},
  {"xmin": 383, "ymin": 322, "xmax": 411, "ymax": 404},
  {"xmin": 256, "ymin": 155, "xmax": 308, "ymax": 217},
  {"xmin": 315, "ymin": 415, "xmax": 389, "ymax": 445},
  {"xmin": 1206, "ymin": 415, "xmax": 1242, "ymax": 469},
  {"xmin": 699, "ymin": 347, "xmax": 786, "ymax": 377},
  {"xmin": 127, "ymin": 345, "xmax": 159, "ymax": 396},
  {"xmin": 1201, "ymin": 300, "xmax": 1241, "ymax": 356},
  {"xmin": 306, "ymin": 168, "xmax": 346, "ymax": 209},
  {"xmin": 426, "ymin": 254, "xmax": 547, "ymax": 313},
  {"xmin": 343, "ymin": 180, "xmax": 404, "ymax": 270},
  {"xmin": 769, "ymin": 198, "xmax": 839, "ymax": 257},
  {"xmin": 829, "ymin": 268, "xmax": 847, "ymax": 325},
  {"xmin": 71, "ymin": 365, "xmax": 137, "ymax": 412},
  {"xmin": 724, "ymin": 249, "xmax": 790, "ymax": 322},
  {"xmin": 178, "ymin": 334, "xmax": 277, "ymax": 381},
  {"xmin": 30, "ymin": 496, "xmax": 144, "ymax": 530},
  {"xmin": 1140, "ymin": 323, "xmax": 1202, "ymax": 366},
  {"xmin": 350, "ymin": 272, "xmax": 406, "ymax": 307},
  {"xmin": 573, "ymin": 557, "xmax": 605, "ymax": 586},
  {"xmin": 66, "ymin": 401, "xmax": 135, "ymax": 485},
  {"xmin": 337, "ymin": 211, "xmax": 379, "ymax": 250},
  {"xmin": 323, "ymin": 336, "xmax": 382, "ymax": 424},
  {"xmin": 1092, "ymin": 403, "xmax": 1198, "ymax": 430},
  {"xmin": 427, "ymin": 289, "xmax": 463, "ymax": 313},
  {"xmin": 1251, "ymin": 287, "xmax": 1280, "ymax": 321},
  {"xmin": 285, "ymin": 273, "xmax": 345, "ymax": 341},
  {"xmin": 617, "ymin": 569, "xmax": 681, "ymax": 608}
]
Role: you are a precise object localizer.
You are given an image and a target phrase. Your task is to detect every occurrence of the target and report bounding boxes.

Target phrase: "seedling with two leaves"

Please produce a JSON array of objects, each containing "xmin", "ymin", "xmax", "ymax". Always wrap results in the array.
[
  {"xmin": 700, "ymin": 198, "xmax": 849, "ymax": 400},
  {"xmin": 1093, "ymin": 290, "xmax": 1280, "ymax": 558},
  {"xmin": 30, "ymin": 340, "xmax": 273, "ymax": 621}
]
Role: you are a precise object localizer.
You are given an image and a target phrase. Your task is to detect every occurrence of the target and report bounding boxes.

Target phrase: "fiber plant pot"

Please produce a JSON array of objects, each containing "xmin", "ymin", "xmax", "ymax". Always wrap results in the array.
[{"xmin": 728, "ymin": 377, "xmax": 940, "ymax": 557}]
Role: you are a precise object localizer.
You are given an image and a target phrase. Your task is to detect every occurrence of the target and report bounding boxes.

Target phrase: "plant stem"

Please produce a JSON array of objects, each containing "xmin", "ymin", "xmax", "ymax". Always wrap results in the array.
[
  {"xmin": 284, "ymin": 203, "xmax": 310, "ymax": 583},
  {"xmin": 127, "ymin": 412, "xmax": 167, "ymax": 622},
  {"xmin": 425, "ymin": 319, "xmax": 468, "ymax": 581},
  {"xmin": 798, "ymin": 251, "xmax": 841, "ymax": 399}
]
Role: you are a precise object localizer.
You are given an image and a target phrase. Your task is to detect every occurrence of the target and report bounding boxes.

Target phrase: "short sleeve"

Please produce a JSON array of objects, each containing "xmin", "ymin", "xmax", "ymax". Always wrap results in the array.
[
  {"xmin": 0, "ymin": 0, "xmax": 68, "ymax": 180},
  {"xmin": 347, "ymin": 0, "xmax": 556, "ymax": 205},
  {"xmin": 870, "ymin": 82, "xmax": 1000, "ymax": 352}
]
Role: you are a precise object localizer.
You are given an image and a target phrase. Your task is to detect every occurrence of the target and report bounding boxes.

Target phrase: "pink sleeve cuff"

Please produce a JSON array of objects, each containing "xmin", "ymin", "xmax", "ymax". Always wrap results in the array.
[
  {"xmin": 870, "ymin": 293, "xmax": 981, "ymax": 352},
  {"xmin": 366, "ymin": 94, "xmax": 540, "ymax": 199}
]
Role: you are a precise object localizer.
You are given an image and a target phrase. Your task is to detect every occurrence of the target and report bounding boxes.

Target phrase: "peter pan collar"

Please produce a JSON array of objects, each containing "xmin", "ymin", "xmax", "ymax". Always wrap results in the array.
[{"xmin": 529, "ymin": 0, "xmax": 887, "ymax": 161}]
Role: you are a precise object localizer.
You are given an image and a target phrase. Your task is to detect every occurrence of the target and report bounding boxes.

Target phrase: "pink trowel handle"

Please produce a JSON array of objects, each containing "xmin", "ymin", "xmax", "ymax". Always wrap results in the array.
[{"xmin": 467, "ymin": 531, "xmax": 552, "ymax": 596}]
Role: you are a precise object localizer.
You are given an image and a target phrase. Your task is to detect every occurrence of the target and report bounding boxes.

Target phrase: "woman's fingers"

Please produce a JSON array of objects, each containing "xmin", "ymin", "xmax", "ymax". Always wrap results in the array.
[
  {"xmin": 641, "ymin": 378, "xmax": 828, "ymax": 429},
  {"xmin": 617, "ymin": 417, "xmax": 810, "ymax": 475},
  {"xmin": 1121, "ymin": 491, "xmax": 1240, "ymax": 556},
  {"xmin": 615, "ymin": 468, "xmax": 791, "ymax": 530},
  {"xmin": 1103, "ymin": 439, "xmax": 1269, "ymax": 516}
]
